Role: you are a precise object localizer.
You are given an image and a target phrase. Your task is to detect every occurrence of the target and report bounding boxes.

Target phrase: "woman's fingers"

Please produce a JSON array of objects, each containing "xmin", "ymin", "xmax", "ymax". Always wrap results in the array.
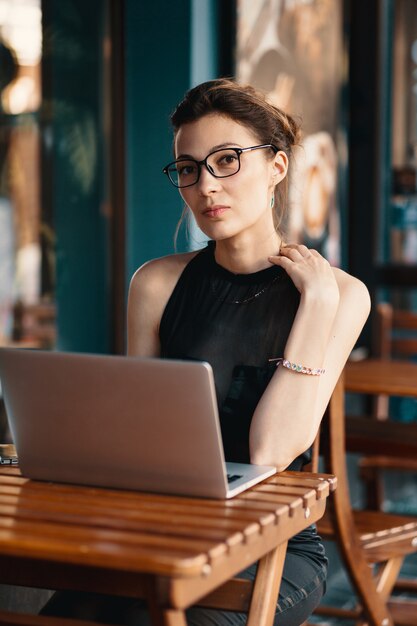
[
  {"xmin": 275, "ymin": 244, "xmax": 316, "ymax": 263},
  {"xmin": 281, "ymin": 243, "xmax": 311, "ymax": 257},
  {"xmin": 268, "ymin": 243, "xmax": 337, "ymax": 299}
]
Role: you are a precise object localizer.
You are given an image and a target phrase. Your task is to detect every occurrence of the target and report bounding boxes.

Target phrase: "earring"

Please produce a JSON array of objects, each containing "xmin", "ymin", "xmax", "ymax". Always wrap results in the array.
[{"xmin": 270, "ymin": 195, "xmax": 275, "ymax": 209}]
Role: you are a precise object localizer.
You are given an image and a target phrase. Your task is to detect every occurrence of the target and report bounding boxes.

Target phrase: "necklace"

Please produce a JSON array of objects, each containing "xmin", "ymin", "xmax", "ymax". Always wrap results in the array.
[{"xmin": 210, "ymin": 273, "xmax": 280, "ymax": 305}]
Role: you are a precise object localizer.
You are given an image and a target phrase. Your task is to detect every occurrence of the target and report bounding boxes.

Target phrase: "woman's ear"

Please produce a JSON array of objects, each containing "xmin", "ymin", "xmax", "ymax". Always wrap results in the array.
[{"xmin": 272, "ymin": 150, "xmax": 289, "ymax": 184}]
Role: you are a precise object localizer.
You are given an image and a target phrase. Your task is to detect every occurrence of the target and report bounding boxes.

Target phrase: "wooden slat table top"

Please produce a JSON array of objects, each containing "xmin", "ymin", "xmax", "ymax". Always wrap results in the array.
[
  {"xmin": 0, "ymin": 467, "xmax": 335, "ymax": 581},
  {"xmin": 345, "ymin": 358, "xmax": 417, "ymax": 397}
]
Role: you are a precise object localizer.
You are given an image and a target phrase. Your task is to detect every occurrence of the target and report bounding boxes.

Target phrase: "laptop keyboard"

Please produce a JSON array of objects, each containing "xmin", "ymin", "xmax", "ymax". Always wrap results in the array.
[
  {"xmin": 227, "ymin": 473, "xmax": 243, "ymax": 484},
  {"xmin": 0, "ymin": 456, "xmax": 18, "ymax": 466}
]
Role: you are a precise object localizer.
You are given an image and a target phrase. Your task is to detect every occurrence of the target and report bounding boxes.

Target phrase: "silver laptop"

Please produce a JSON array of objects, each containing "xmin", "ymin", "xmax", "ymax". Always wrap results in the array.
[{"xmin": 0, "ymin": 348, "xmax": 276, "ymax": 498}]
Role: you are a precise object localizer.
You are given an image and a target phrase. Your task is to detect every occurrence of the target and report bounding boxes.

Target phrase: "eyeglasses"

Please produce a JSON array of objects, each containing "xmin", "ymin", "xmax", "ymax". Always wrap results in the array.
[{"xmin": 162, "ymin": 144, "xmax": 278, "ymax": 188}]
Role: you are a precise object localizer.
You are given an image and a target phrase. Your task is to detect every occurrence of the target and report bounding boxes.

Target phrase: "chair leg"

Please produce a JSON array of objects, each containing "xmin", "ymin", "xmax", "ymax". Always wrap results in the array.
[{"xmin": 375, "ymin": 557, "xmax": 404, "ymax": 601}]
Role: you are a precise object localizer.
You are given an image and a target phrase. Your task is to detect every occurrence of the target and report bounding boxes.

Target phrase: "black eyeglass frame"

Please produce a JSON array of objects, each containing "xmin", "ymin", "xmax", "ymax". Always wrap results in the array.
[{"xmin": 162, "ymin": 143, "xmax": 278, "ymax": 188}]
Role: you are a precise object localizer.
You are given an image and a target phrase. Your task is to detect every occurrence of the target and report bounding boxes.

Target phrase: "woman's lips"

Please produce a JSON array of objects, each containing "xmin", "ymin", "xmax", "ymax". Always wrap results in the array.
[{"xmin": 203, "ymin": 206, "xmax": 229, "ymax": 218}]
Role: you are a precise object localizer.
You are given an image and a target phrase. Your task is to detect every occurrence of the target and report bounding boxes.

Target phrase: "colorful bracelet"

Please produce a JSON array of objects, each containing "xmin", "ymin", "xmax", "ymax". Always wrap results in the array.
[{"xmin": 268, "ymin": 357, "xmax": 325, "ymax": 376}]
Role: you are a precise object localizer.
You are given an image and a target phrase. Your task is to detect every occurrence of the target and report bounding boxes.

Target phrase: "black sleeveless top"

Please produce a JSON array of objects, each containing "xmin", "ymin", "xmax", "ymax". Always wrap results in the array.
[
  {"xmin": 159, "ymin": 242, "xmax": 327, "ymax": 570},
  {"xmin": 160, "ymin": 240, "xmax": 311, "ymax": 470}
]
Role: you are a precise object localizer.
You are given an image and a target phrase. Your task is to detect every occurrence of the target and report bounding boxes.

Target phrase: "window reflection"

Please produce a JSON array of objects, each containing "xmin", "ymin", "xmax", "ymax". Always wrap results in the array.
[
  {"xmin": 389, "ymin": 0, "xmax": 417, "ymax": 265},
  {"xmin": 0, "ymin": 0, "xmax": 52, "ymax": 347}
]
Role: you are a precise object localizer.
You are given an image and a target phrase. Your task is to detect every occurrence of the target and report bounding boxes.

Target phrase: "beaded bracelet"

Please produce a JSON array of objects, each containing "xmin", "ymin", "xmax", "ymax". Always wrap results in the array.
[{"xmin": 268, "ymin": 357, "xmax": 325, "ymax": 376}]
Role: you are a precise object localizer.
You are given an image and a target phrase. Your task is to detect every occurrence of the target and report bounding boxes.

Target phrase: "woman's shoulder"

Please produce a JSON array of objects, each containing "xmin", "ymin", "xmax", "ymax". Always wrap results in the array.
[
  {"xmin": 128, "ymin": 250, "xmax": 200, "ymax": 304},
  {"xmin": 127, "ymin": 250, "xmax": 203, "ymax": 355},
  {"xmin": 130, "ymin": 250, "xmax": 200, "ymax": 289},
  {"xmin": 131, "ymin": 250, "xmax": 198, "ymax": 280},
  {"xmin": 332, "ymin": 266, "xmax": 371, "ymax": 314}
]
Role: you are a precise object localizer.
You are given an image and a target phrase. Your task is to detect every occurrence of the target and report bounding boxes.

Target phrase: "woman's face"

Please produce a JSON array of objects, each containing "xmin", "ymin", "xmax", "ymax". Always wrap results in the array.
[{"xmin": 174, "ymin": 113, "xmax": 287, "ymax": 242}]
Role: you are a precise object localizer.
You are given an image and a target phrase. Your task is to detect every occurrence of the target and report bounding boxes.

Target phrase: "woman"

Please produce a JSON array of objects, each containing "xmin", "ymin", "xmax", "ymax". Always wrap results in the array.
[
  {"xmin": 43, "ymin": 79, "xmax": 370, "ymax": 625},
  {"xmin": 128, "ymin": 78, "xmax": 370, "ymax": 624}
]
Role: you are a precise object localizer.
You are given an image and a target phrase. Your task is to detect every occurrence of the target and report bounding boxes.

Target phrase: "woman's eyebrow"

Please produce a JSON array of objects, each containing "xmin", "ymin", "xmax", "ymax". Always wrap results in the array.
[{"xmin": 176, "ymin": 142, "xmax": 244, "ymax": 160}]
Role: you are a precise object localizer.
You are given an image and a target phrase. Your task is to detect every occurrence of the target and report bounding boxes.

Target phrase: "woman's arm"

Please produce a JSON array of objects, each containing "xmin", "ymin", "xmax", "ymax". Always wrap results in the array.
[
  {"xmin": 127, "ymin": 252, "xmax": 196, "ymax": 357},
  {"xmin": 249, "ymin": 244, "xmax": 371, "ymax": 471}
]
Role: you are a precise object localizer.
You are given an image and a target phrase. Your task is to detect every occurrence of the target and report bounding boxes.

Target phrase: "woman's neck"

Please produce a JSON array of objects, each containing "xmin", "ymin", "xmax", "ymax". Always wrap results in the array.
[{"xmin": 213, "ymin": 232, "xmax": 282, "ymax": 274}]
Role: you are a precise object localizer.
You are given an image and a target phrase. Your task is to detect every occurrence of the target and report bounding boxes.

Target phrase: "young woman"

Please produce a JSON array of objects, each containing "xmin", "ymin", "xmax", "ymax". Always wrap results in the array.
[{"xmin": 43, "ymin": 79, "xmax": 370, "ymax": 625}]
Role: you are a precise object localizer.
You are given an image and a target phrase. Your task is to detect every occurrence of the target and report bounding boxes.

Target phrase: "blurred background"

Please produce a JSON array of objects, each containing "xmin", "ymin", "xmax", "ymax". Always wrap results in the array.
[{"xmin": 0, "ymin": 0, "xmax": 416, "ymax": 357}]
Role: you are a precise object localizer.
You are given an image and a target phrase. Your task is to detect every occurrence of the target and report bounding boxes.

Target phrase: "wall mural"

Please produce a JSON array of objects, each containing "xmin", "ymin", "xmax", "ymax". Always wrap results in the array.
[{"xmin": 236, "ymin": 0, "xmax": 344, "ymax": 266}]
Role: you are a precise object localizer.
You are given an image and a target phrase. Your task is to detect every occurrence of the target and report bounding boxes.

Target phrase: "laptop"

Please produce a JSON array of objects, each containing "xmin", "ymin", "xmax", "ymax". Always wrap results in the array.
[{"xmin": 0, "ymin": 348, "xmax": 276, "ymax": 498}]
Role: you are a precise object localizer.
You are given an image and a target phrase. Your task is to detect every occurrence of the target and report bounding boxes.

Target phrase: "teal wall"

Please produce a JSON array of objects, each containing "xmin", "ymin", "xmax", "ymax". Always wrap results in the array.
[
  {"xmin": 43, "ymin": 0, "xmax": 111, "ymax": 353},
  {"xmin": 191, "ymin": 0, "xmax": 219, "ymax": 87},
  {"xmin": 125, "ymin": 0, "xmax": 192, "ymax": 283},
  {"xmin": 46, "ymin": 0, "xmax": 221, "ymax": 352},
  {"xmin": 125, "ymin": 0, "xmax": 220, "ymax": 281}
]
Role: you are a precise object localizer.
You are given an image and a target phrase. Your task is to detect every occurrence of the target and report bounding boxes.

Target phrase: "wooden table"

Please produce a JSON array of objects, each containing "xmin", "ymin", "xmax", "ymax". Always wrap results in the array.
[
  {"xmin": 345, "ymin": 358, "xmax": 417, "ymax": 397},
  {"xmin": 0, "ymin": 467, "xmax": 336, "ymax": 626}
]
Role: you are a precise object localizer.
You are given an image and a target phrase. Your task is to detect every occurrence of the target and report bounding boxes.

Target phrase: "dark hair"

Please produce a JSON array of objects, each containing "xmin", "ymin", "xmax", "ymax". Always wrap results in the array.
[{"xmin": 171, "ymin": 78, "xmax": 301, "ymax": 232}]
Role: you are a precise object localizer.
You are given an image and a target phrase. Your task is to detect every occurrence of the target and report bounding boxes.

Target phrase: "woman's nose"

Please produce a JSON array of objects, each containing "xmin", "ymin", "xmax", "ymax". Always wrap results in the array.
[{"xmin": 197, "ymin": 164, "xmax": 222, "ymax": 194}]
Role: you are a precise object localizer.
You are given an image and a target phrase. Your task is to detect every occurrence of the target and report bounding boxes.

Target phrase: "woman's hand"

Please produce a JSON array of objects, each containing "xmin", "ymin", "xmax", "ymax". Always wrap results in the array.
[{"xmin": 269, "ymin": 244, "xmax": 339, "ymax": 306}]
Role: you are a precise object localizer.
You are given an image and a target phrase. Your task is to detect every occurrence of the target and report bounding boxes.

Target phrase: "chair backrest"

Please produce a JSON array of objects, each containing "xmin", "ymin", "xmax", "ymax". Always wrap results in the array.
[
  {"xmin": 372, "ymin": 302, "xmax": 417, "ymax": 419},
  {"xmin": 374, "ymin": 302, "xmax": 417, "ymax": 359}
]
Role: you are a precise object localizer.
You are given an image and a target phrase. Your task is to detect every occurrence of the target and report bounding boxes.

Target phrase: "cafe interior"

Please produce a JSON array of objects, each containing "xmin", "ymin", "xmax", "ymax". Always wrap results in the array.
[{"xmin": 0, "ymin": 0, "xmax": 417, "ymax": 624}]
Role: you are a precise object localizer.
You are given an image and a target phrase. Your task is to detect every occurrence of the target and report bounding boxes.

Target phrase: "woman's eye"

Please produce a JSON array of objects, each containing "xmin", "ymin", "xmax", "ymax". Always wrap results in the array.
[
  {"xmin": 178, "ymin": 163, "xmax": 196, "ymax": 176},
  {"xmin": 217, "ymin": 153, "xmax": 238, "ymax": 166}
]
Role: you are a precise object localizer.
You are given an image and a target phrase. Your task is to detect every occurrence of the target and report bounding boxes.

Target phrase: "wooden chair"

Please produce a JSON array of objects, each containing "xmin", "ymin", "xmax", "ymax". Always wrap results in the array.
[
  {"xmin": 375, "ymin": 303, "xmax": 417, "ymax": 360},
  {"xmin": 361, "ymin": 302, "xmax": 417, "ymax": 510},
  {"xmin": 372, "ymin": 302, "xmax": 417, "ymax": 419},
  {"xmin": 313, "ymin": 373, "xmax": 417, "ymax": 626}
]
